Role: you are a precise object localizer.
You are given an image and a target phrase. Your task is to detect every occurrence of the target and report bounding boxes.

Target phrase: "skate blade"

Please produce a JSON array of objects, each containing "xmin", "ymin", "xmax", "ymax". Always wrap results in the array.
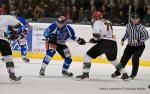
[
  {"xmin": 62, "ymin": 74, "xmax": 73, "ymax": 78},
  {"xmin": 10, "ymin": 80, "xmax": 21, "ymax": 84},
  {"xmin": 62, "ymin": 73, "xmax": 73, "ymax": 78},
  {"xmin": 76, "ymin": 78, "xmax": 89, "ymax": 81},
  {"xmin": 111, "ymin": 76, "xmax": 120, "ymax": 78},
  {"xmin": 39, "ymin": 75, "xmax": 45, "ymax": 78},
  {"xmin": 130, "ymin": 78, "xmax": 135, "ymax": 80},
  {"xmin": 23, "ymin": 61, "xmax": 30, "ymax": 63},
  {"xmin": 122, "ymin": 78, "xmax": 130, "ymax": 81},
  {"xmin": 10, "ymin": 76, "xmax": 22, "ymax": 84}
]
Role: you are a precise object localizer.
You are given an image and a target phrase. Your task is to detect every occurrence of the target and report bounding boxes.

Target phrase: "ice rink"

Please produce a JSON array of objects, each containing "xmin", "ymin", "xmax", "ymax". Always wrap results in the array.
[{"xmin": 0, "ymin": 58, "xmax": 150, "ymax": 94}]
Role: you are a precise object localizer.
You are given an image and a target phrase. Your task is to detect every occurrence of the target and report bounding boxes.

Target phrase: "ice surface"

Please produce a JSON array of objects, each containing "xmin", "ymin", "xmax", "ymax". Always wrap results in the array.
[{"xmin": 0, "ymin": 58, "xmax": 149, "ymax": 94}]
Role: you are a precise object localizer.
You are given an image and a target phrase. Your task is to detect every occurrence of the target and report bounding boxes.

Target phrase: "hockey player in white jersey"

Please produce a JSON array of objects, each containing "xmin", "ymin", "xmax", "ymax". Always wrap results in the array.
[
  {"xmin": 76, "ymin": 11, "xmax": 129, "ymax": 80},
  {"xmin": 9, "ymin": 11, "xmax": 31, "ymax": 63},
  {"xmin": 1, "ymin": 11, "xmax": 31, "ymax": 63},
  {"xmin": 0, "ymin": 13, "xmax": 22, "ymax": 82}
]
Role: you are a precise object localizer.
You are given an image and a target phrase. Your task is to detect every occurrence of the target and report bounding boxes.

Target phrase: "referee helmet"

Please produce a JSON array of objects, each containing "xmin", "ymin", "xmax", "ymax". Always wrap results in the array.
[{"xmin": 131, "ymin": 13, "xmax": 140, "ymax": 19}]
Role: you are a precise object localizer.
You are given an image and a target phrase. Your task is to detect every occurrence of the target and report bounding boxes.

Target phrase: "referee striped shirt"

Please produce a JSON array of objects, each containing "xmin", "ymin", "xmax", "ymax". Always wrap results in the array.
[{"xmin": 122, "ymin": 23, "xmax": 149, "ymax": 46}]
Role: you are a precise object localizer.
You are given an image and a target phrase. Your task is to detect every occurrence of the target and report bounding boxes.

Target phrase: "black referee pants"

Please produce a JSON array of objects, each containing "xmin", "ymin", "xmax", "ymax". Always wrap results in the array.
[{"xmin": 116, "ymin": 44, "xmax": 145, "ymax": 76}]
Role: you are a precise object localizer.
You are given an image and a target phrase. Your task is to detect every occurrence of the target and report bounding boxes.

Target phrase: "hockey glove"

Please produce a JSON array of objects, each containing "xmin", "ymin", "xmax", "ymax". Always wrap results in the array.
[
  {"xmin": 89, "ymin": 38, "xmax": 97, "ymax": 43},
  {"xmin": 77, "ymin": 37, "xmax": 86, "ymax": 45},
  {"xmin": 7, "ymin": 34, "xmax": 18, "ymax": 40},
  {"xmin": 48, "ymin": 34, "xmax": 57, "ymax": 43},
  {"xmin": 6, "ymin": 31, "xmax": 18, "ymax": 40}
]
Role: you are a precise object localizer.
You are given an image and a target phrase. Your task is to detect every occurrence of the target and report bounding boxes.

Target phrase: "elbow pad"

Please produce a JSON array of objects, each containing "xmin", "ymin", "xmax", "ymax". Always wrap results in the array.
[{"xmin": 43, "ymin": 31, "xmax": 50, "ymax": 39}]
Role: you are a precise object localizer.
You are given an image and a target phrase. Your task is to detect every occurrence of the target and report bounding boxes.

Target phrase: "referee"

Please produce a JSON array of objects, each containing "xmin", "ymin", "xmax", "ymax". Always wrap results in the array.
[{"xmin": 111, "ymin": 12, "xmax": 149, "ymax": 79}]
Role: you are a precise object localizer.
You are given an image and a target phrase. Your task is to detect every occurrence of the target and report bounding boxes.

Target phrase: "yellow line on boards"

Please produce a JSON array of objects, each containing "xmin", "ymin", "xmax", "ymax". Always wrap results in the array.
[{"xmin": 1, "ymin": 52, "xmax": 150, "ymax": 67}]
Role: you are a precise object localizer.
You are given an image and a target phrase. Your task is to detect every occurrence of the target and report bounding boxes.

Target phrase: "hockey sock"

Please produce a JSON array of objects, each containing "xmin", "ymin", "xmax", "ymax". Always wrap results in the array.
[
  {"xmin": 116, "ymin": 64, "xmax": 126, "ymax": 74},
  {"xmin": 82, "ymin": 54, "xmax": 92, "ymax": 74},
  {"xmin": 21, "ymin": 45, "xmax": 27, "ymax": 59},
  {"xmin": 111, "ymin": 60, "xmax": 126, "ymax": 74},
  {"xmin": 62, "ymin": 57, "xmax": 72, "ymax": 71},
  {"xmin": 83, "ymin": 62, "xmax": 91, "ymax": 73},
  {"xmin": 6, "ymin": 61, "xmax": 15, "ymax": 73},
  {"xmin": 4, "ymin": 55, "xmax": 15, "ymax": 73},
  {"xmin": 41, "ymin": 49, "xmax": 56, "ymax": 69}
]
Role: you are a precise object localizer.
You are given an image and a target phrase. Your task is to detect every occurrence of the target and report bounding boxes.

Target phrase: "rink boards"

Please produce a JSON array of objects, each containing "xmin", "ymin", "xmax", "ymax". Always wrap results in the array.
[{"xmin": 4, "ymin": 23, "xmax": 150, "ymax": 67}]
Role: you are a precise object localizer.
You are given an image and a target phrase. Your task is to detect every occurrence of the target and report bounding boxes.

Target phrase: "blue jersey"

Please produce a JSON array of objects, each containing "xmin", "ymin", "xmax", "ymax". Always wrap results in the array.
[
  {"xmin": 18, "ymin": 17, "xmax": 29, "ymax": 26},
  {"xmin": 17, "ymin": 17, "xmax": 31, "ymax": 36},
  {"xmin": 44, "ymin": 22, "xmax": 77, "ymax": 44},
  {"xmin": 5, "ymin": 17, "xmax": 31, "ymax": 39}
]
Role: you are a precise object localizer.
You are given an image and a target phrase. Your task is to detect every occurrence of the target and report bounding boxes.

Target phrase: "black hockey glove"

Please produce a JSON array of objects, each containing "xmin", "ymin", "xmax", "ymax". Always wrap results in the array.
[
  {"xmin": 7, "ymin": 34, "xmax": 18, "ymax": 40},
  {"xmin": 89, "ymin": 38, "xmax": 102, "ymax": 44},
  {"xmin": 6, "ymin": 31, "xmax": 18, "ymax": 40},
  {"xmin": 48, "ymin": 34, "xmax": 57, "ymax": 43},
  {"xmin": 77, "ymin": 37, "xmax": 86, "ymax": 45},
  {"xmin": 89, "ymin": 38, "xmax": 97, "ymax": 44}
]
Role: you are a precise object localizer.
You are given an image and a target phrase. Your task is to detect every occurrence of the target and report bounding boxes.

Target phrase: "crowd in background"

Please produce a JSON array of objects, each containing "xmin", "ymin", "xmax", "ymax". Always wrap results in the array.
[{"xmin": 1, "ymin": 0, "xmax": 150, "ymax": 26}]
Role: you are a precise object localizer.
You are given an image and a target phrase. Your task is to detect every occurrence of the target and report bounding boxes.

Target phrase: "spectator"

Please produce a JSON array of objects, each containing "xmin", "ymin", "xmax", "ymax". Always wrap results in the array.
[
  {"xmin": 33, "ymin": 5, "xmax": 44, "ymax": 21},
  {"xmin": 144, "ymin": 0, "xmax": 150, "ymax": 8},
  {"xmin": 0, "ymin": 0, "xmax": 147, "ymax": 24},
  {"xmin": 0, "ymin": 4, "xmax": 6, "ymax": 14},
  {"xmin": 72, "ymin": 5, "xmax": 78, "ymax": 23},
  {"xmin": 62, "ymin": 5, "xmax": 72, "ymax": 23},
  {"xmin": 118, "ymin": 0, "xmax": 130, "ymax": 24},
  {"xmin": 49, "ymin": 0, "xmax": 61, "ymax": 17},
  {"xmin": 9, "ymin": 4, "xmax": 15, "ymax": 11},
  {"xmin": 78, "ymin": 7, "xmax": 86, "ymax": 23},
  {"xmin": 101, "ymin": 0, "xmax": 112, "ymax": 20},
  {"xmin": 83, "ymin": 0, "xmax": 91, "ymax": 22},
  {"xmin": 64, "ymin": 0, "xmax": 72, "ymax": 6},
  {"xmin": 144, "ymin": 6, "xmax": 150, "ymax": 26},
  {"xmin": 94, "ymin": 0, "xmax": 103, "ymax": 11},
  {"xmin": 91, "ymin": 5, "xmax": 96, "ymax": 15},
  {"xmin": 117, "ymin": 9, "xmax": 126, "ymax": 25},
  {"xmin": 26, "ymin": 5, "xmax": 34, "ymax": 20}
]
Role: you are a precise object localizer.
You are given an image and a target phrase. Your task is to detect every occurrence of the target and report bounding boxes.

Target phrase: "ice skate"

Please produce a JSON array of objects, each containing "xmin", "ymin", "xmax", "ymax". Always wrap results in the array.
[
  {"xmin": 130, "ymin": 75, "xmax": 136, "ymax": 79},
  {"xmin": 62, "ymin": 70, "xmax": 73, "ymax": 77},
  {"xmin": 111, "ymin": 71, "xmax": 121, "ymax": 78},
  {"xmin": 76, "ymin": 73, "xmax": 89, "ymax": 80},
  {"xmin": 22, "ymin": 58, "xmax": 30, "ymax": 63},
  {"xmin": 9, "ymin": 72, "xmax": 22, "ymax": 84},
  {"xmin": 39, "ymin": 68, "xmax": 45, "ymax": 77},
  {"xmin": 0, "ymin": 58, "xmax": 5, "ymax": 62},
  {"xmin": 121, "ymin": 73, "xmax": 129, "ymax": 80}
]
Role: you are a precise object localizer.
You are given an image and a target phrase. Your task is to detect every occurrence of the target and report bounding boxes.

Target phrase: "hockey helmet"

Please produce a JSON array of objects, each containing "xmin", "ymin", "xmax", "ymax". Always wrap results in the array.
[
  {"xmin": 131, "ymin": 12, "xmax": 140, "ymax": 19},
  {"xmin": 92, "ymin": 11, "xmax": 103, "ymax": 20},
  {"xmin": 57, "ymin": 16, "xmax": 66, "ymax": 23},
  {"xmin": 10, "ymin": 11, "xmax": 17, "ymax": 16}
]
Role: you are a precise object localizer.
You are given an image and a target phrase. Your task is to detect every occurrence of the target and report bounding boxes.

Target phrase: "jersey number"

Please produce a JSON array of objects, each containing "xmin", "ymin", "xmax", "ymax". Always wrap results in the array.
[{"xmin": 104, "ymin": 22, "xmax": 113, "ymax": 31}]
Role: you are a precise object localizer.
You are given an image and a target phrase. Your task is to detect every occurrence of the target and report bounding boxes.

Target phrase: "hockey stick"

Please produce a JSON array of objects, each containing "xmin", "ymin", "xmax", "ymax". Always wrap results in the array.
[{"xmin": 41, "ymin": 38, "xmax": 92, "ymax": 44}]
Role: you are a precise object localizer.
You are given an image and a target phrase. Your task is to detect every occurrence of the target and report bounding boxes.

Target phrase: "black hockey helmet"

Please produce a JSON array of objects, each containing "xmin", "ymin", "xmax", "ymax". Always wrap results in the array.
[{"xmin": 131, "ymin": 12, "xmax": 140, "ymax": 19}]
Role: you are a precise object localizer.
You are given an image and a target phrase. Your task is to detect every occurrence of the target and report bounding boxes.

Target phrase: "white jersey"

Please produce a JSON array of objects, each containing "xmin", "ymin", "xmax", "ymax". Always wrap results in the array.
[
  {"xmin": 0, "ymin": 15, "xmax": 20, "ymax": 40},
  {"xmin": 92, "ymin": 19, "xmax": 115, "ymax": 41}
]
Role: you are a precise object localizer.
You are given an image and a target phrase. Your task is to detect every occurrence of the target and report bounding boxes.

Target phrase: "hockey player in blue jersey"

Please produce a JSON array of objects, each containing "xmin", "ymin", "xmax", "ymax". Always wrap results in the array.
[
  {"xmin": 39, "ymin": 16, "xmax": 86, "ymax": 77},
  {"xmin": 10, "ymin": 11, "xmax": 31, "ymax": 63}
]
